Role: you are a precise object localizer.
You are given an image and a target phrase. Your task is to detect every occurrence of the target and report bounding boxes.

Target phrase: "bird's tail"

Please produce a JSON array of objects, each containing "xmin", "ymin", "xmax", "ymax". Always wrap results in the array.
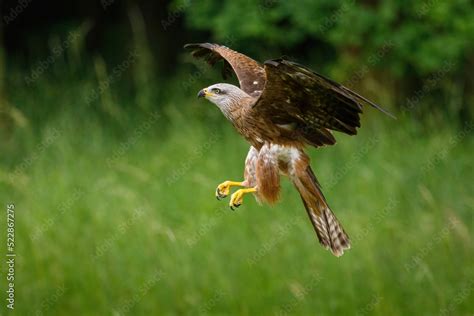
[{"xmin": 292, "ymin": 166, "xmax": 351, "ymax": 256}]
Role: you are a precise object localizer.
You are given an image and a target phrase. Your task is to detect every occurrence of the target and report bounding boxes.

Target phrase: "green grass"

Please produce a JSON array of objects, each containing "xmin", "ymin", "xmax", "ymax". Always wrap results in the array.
[{"xmin": 0, "ymin": 78, "xmax": 473, "ymax": 315}]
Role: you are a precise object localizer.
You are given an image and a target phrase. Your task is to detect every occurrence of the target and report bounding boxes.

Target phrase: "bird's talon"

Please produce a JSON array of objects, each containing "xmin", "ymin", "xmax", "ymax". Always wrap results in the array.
[
  {"xmin": 230, "ymin": 203, "xmax": 241, "ymax": 211},
  {"xmin": 215, "ymin": 188, "xmax": 224, "ymax": 200},
  {"xmin": 215, "ymin": 181, "xmax": 235, "ymax": 200},
  {"xmin": 229, "ymin": 190, "xmax": 245, "ymax": 210}
]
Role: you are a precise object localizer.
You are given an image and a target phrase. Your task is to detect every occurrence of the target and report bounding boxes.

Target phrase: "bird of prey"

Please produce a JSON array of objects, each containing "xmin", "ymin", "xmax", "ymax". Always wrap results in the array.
[{"xmin": 184, "ymin": 43, "xmax": 392, "ymax": 256}]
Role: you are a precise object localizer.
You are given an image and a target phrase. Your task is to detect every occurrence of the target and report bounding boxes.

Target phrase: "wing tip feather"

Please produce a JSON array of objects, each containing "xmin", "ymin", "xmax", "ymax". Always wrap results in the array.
[
  {"xmin": 264, "ymin": 59, "xmax": 280, "ymax": 67},
  {"xmin": 341, "ymin": 86, "xmax": 397, "ymax": 119},
  {"xmin": 266, "ymin": 58, "xmax": 396, "ymax": 119},
  {"xmin": 183, "ymin": 42, "xmax": 216, "ymax": 50}
]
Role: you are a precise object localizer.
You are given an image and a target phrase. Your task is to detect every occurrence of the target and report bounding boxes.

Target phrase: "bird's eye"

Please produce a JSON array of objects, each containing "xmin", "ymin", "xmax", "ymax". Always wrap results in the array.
[{"xmin": 212, "ymin": 88, "xmax": 221, "ymax": 94}]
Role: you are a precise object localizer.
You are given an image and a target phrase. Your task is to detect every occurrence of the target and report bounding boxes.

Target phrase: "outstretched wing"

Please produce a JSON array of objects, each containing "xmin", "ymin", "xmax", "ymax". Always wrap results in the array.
[
  {"xmin": 254, "ymin": 58, "xmax": 394, "ymax": 137},
  {"xmin": 184, "ymin": 43, "xmax": 266, "ymax": 97}
]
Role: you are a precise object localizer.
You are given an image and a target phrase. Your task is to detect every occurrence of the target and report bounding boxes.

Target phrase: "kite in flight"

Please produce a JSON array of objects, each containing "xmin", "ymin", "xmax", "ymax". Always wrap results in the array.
[{"xmin": 184, "ymin": 43, "xmax": 393, "ymax": 256}]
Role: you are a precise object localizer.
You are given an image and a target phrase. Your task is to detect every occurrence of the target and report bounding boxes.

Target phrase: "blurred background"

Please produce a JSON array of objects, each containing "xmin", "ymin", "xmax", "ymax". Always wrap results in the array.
[{"xmin": 0, "ymin": 0, "xmax": 473, "ymax": 315}]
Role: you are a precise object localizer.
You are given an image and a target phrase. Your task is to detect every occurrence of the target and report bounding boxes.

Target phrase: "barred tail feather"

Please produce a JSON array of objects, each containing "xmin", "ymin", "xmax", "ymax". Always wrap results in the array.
[{"xmin": 294, "ymin": 167, "xmax": 351, "ymax": 256}]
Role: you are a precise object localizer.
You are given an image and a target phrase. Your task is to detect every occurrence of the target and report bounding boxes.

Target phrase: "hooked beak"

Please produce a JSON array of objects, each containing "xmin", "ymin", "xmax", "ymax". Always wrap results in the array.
[{"xmin": 197, "ymin": 89, "xmax": 207, "ymax": 98}]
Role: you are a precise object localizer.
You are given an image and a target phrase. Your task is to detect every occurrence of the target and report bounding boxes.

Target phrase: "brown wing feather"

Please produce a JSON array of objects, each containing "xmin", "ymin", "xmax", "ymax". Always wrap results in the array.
[
  {"xmin": 279, "ymin": 59, "xmax": 395, "ymax": 118},
  {"xmin": 184, "ymin": 43, "xmax": 266, "ymax": 97},
  {"xmin": 253, "ymin": 59, "xmax": 394, "ymax": 141}
]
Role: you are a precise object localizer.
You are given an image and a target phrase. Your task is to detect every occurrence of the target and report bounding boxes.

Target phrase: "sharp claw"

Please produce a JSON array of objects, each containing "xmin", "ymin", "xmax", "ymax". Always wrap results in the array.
[
  {"xmin": 230, "ymin": 203, "xmax": 240, "ymax": 211},
  {"xmin": 216, "ymin": 194, "xmax": 226, "ymax": 200},
  {"xmin": 216, "ymin": 188, "xmax": 224, "ymax": 200},
  {"xmin": 216, "ymin": 187, "xmax": 229, "ymax": 200}
]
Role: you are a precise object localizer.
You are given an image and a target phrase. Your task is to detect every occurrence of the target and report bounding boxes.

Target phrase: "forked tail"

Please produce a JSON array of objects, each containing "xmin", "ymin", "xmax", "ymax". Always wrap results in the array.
[{"xmin": 292, "ymin": 166, "xmax": 351, "ymax": 256}]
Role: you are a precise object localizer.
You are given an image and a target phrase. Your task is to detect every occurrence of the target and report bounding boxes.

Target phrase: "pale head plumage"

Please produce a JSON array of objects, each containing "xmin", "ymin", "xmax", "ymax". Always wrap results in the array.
[{"xmin": 198, "ymin": 83, "xmax": 251, "ymax": 119}]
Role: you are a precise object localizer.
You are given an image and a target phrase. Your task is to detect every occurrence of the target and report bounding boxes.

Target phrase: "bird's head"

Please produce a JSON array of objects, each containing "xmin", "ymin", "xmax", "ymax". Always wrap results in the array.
[{"xmin": 197, "ymin": 83, "xmax": 249, "ymax": 109}]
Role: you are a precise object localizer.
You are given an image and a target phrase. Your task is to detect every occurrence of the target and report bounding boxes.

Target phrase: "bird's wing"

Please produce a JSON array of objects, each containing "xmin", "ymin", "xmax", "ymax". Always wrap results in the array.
[
  {"xmin": 184, "ymin": 43, "xmax": 266, "ymax": 97},
  {"xmin": 253, "ymin": 58, "xmax": 394, "ymax": 137}
]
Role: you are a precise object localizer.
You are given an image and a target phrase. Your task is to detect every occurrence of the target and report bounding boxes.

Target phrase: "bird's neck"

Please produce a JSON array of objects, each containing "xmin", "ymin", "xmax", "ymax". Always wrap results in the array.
[{"xmin": 218, "ymin": 96, "xmax": 254, "ymax": 124}]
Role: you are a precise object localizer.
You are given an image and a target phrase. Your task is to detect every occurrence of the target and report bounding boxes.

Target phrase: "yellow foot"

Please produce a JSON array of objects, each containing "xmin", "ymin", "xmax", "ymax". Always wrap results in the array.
[
  {"xmin": 229, "ymin": 187, "xmax": 257, "ymax": 211},
  {"xmin": 216, "ymin": 181, "xmax": 244, "ymax": 200}
]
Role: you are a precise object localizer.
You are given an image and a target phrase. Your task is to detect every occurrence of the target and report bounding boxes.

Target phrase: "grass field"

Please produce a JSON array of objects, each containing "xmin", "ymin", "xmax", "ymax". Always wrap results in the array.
[{"xmin": 0, "ymin": 75, "xmax": 473, "ymax": 315}]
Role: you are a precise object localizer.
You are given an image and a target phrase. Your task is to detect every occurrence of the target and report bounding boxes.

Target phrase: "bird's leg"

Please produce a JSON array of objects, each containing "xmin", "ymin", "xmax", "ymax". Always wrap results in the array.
[
  {"xmin": 229, "ymin": 187, "xmax": 257, "ymax": 210},
  {"xmin": 216, "ymin": 181, "xmax": 246, "ymax": 200}
]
